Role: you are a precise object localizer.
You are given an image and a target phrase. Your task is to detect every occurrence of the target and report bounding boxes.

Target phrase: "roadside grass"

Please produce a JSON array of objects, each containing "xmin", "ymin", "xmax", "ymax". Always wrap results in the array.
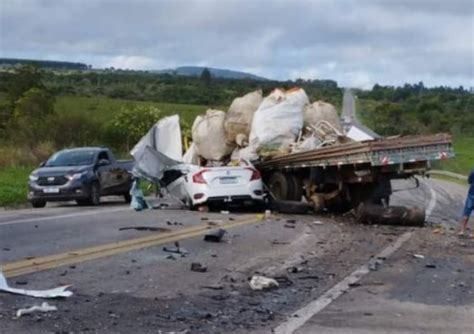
[
  {"xmin": 54, "ymin": 95, "xmax": 211, "ymax": 124},
  {"xmin": 434, "ymin": 135, "xmax": 474, "ymax": 176},
  {"xmin": 0, "ymin": 166, "xmax": 34, "ymax": 207}
]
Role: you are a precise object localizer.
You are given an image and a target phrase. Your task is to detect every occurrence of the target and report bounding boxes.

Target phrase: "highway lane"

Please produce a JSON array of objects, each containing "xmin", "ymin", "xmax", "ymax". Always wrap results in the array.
[{"xmin": 0, "ymin": 178, "xmax": 471, "ymax": 333}]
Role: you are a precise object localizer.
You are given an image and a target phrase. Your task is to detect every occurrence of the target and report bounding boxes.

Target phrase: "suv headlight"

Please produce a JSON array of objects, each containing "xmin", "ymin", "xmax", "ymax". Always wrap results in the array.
[
  {"xmin": 66, "ymin": 172, "xmax": 86, "ymax": 181},
  {"xmin": 29, "ymin": 174, "xmax": 39, "ymax": 182}
]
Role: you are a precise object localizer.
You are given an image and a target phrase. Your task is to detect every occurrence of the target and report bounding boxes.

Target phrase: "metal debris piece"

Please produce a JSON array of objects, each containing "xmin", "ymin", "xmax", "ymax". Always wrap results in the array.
[
  {"xmin": 16, "ymin": 302, "xmax": 57, "ymax": 318},
  {"xmin": 119, "ymin": 226, "xmax": 171, "ymax": 232},
  {"xmin": 204, "ymin": 229, "xmax": 227, "ymax": 242},
  {"xmin": 0, "ymin": 270, "xmax": 73, "ymax": 299}
]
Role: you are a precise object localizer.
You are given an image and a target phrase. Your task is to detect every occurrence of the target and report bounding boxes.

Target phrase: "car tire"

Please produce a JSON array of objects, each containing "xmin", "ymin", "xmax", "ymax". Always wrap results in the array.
[
  {"xmin": 123, "ymin": 193, "xmax": 132, "ymax": 203},
  {"xmin": 268, "ymin": 172, "xmax": 291, "ymax": 200},
  {"xmin": 88, "ymin": 182, "xmax": 101, "ymax": 206},
  {"xmin": 31, "ymin": 200, "xmax": 46, "ymax": 208},
  {"xmin": 76, "ymin": 199, "xmax": 89, "ymax": 206},
  {"xmin": 287, "ymin": 174, "xmax": 303, "ymax": 201}
]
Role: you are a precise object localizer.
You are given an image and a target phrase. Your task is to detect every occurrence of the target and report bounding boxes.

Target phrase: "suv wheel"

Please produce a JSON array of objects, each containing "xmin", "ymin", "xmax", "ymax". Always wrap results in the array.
[
  {"xmin": 31, "ymin": 200, "xmax": 46, "ymax": 208},
  {"xmin": 89, "ymin": 182, "xmax": 101, "ymax": 206}
]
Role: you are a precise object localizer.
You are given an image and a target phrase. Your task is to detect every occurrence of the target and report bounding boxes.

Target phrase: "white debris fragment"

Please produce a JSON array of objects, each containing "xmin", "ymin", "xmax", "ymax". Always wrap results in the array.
[
  {"xmin": 16, "ymin": 302, "xmax": 57, "ymax": 318},
  {"xmin": 313, "ymin": 221, "xmax": 324, "ymax": 225},
  {"xmin": 413, "ymin": 254, "xmax": 425, "ymax": 259},
  {"xmin": 249, "ymin": 275, "xmax": 279, "ymax": 290},
  {"xmin": 0, "ymin": 270, "xmax": 73, "ymax": 299}
]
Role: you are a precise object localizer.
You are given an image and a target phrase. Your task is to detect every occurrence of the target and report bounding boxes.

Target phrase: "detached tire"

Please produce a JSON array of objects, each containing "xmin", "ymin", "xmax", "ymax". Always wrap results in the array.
[
  {"xmin": 88, "ymin": 182, "xmax": 101, "ymax": 206},
  {"xmin": 31, "ymin": 200, "xmax": 46, "ymax": 208},
  {"xmin": 268, "ymin": 172, "xmax": 291, "ymax": 200}
]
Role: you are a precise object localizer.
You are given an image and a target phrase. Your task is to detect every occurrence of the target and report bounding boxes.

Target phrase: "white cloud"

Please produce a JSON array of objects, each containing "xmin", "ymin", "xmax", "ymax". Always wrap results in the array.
[{"xmin": 103, "ymin": 56, "xmax": 155, "ymax": 70}]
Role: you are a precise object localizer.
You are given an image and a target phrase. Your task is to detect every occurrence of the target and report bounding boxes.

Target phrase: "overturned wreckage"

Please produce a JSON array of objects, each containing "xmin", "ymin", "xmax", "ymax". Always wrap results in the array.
[{"xmin": 131, "ymin": 88, "xmax": 454, "ymax": 224}]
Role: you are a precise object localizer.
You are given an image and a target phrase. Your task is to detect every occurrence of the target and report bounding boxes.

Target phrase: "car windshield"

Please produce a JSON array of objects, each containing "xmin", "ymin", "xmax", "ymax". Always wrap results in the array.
[{"xmin": 45, "ymin": 151, "xmax": 95, "ymax": 167}]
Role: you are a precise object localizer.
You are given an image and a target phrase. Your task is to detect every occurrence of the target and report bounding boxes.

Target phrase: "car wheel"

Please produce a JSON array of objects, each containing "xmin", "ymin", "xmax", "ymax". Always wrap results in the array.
[
  {"xmin": 268, "ymin": 172, "xmax": 291, "ymax": 200},
  {"xmin": 76, "ymin": 199, "xmax": 89, "ymax": 206},
  {"xmin": 31, "ymin": 200, "xmax": 46, "ymax": 208},
  {"xmin": 123, "ymin": 193, "xmax": 132, "ymax": 203},
  {"xmin": 89, "ymin": 182, "xmax": 101, "ymax": 206}
]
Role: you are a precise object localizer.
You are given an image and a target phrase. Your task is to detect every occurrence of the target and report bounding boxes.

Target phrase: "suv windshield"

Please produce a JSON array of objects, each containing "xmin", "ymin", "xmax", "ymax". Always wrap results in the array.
[{"xmin": 46, "ymin": 150, "xmax": 95, "ymax": 167}]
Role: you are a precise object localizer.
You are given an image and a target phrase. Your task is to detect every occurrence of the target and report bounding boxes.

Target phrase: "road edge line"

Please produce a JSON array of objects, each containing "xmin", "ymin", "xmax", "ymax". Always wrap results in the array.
[{"xmin": 273, "ymin": 231, "xmax": 414, "ymax": 334}]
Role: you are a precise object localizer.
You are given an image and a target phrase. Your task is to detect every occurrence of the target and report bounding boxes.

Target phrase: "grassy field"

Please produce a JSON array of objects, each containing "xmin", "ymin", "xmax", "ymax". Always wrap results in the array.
[
  {"xmin": 434, "ymin": 135, "xmax": 473, "ymax": 176},
  {"xmin": 54, "ymin": 95, "xmax": 211, "ymax": 124},
  {"xmin": 0, "ymin": 166, "xmax": 33, "ymax": 207}
]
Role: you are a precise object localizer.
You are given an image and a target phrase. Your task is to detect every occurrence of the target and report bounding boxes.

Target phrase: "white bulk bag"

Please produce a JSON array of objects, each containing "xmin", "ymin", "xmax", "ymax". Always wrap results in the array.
[
  {"xmin": 303, "ymin": 101, "xmax": 342, "ymax": 133},
  {"xmin": 192, "ymin": 109, "xmax": 234, "ymax": 161},
  {"xmin": 224, "ymin": 90, "xmax": 263, "ymax": 144},
  {"xmin": 249, "ymin": 88, "xmax": 309, "ymax": 156}
]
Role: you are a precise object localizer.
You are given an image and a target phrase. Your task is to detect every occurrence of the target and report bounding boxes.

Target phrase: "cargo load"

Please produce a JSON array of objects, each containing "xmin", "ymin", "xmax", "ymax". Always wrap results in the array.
[
  {"xmin": 249, "ymin": 88, "xmax": 309, "ymax": 157},
  {"xmin": 224, "ymin": 90, "xmax": 263, "ymax": 145},
  {"xmin": 192, "ymin": 109, "xmax": 235, "ymax": 162}
]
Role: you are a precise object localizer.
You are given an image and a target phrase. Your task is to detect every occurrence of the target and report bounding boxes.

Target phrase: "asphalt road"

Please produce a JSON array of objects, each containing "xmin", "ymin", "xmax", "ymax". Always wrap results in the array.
[{"xmin": 0, "ymin": 178, "xmax": 472, "ymax": 333}]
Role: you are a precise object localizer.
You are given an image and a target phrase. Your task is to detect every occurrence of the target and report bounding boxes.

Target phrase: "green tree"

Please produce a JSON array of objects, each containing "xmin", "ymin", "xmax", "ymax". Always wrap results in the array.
[
  {"xmin": 7, "ymin": 64, "xmax": 44, "ymax": 105},
  {"xmin": 12, "ymin": 87, "xmax": 55, "ymax": 147},
  {"xmin": 110, "ymin": 106, "xmax": 162, "ymax": 150},
  {"xmin": 200, "ymin": 68, "xmax": 212, "ymax": 86}
]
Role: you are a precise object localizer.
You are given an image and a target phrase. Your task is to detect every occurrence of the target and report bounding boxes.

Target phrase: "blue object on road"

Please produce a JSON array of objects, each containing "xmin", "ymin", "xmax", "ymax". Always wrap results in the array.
[{"xmin": 130, "ymin": 180, "xmax": 149, "ymax": 211}]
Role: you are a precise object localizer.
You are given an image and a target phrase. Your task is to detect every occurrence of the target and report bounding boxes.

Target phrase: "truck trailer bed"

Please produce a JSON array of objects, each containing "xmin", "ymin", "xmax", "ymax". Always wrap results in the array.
[{"xmin": 257, "ymin": 133, "xmax": 454, "ymax": 171}]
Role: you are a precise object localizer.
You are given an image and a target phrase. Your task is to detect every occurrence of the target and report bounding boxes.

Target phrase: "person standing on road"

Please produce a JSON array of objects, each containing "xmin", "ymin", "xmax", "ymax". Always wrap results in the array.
[{"xmin": 459, "ymin": 169, "xmax": 474, "ymax": 236}]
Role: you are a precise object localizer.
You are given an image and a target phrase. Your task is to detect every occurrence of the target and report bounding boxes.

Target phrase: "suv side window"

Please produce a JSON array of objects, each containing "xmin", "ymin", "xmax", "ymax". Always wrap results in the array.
[{"xmin": 98, "ymin": 151, "xmax": 110, "ymax": 161}]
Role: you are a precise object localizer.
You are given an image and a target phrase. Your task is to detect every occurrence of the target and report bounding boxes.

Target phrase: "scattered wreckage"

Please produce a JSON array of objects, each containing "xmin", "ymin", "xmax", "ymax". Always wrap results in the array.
[{"xmin": 130, "ymin": 88, "xmax": 454, "ymax": 225}]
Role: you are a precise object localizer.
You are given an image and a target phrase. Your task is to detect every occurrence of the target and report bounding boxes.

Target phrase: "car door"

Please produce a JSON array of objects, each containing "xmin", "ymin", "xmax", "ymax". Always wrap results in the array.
[{"xmin": 96, "ymin": 151, "xmax": 114, "ymax": 194}]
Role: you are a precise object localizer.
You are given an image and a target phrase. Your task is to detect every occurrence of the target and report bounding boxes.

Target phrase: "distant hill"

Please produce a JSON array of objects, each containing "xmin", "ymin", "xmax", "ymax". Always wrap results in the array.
[
  {"xmin": 0, "ymin": 58, "xmax": 89, "ymax": 70},
  {"xmin": 154, "ymin": 66, "xmax": 267, "ymax": 81}
]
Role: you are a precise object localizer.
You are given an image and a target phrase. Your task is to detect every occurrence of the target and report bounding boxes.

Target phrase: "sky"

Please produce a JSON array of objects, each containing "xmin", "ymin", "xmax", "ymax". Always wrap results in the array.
[{"xmin": 0, "ymin": 0, "xmax": 473, "ymax": 89}]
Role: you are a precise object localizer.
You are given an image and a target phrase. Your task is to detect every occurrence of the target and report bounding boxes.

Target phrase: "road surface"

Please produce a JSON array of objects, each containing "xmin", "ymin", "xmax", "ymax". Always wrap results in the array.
[{"xmin": 0, "ymin": 179, "xmax": 472, "ymax": 333}]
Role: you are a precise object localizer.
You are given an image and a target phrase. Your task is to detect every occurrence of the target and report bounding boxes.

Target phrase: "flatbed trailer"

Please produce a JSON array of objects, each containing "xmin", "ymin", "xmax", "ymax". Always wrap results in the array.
[{"xmin": 257, "ymin": 133, "xmax": 454, "ymax": 213}]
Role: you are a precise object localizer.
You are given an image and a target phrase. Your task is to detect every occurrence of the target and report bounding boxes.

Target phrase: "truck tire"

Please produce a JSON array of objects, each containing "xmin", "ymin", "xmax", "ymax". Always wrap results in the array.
[
  {"xmin": 268, "ymin": 172, "xmax": 291, "ymax": 200},
  {"xmin": 88, "ymin": 182, "xmax": 101, "ymax": 206},
  {"xmin": 31, "ymin": 200, "xmax": 46, "ymax": 208},
  {"xmin": 270, "ymin": 199, "xmax": 312, "ymax": 214},
  {"xmin": 287, "ymin": 174, "xmax": 303, "ymax": 201}
]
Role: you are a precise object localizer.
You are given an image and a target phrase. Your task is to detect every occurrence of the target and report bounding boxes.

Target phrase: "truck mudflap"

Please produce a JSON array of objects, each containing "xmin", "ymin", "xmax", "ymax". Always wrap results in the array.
[{"xmin": 356, "ymin": 203, "xmax": 425, "ymax": 226}]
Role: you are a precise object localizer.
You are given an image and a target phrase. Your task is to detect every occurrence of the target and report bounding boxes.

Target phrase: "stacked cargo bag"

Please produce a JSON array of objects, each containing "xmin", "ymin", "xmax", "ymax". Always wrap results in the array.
[
  {"xmin": 192, "ymin": 109, "xmax": 235, "ymax": 162},
  {"xmin": 303, "ymin": 101, "xmax": 343, "ymax": 133},
  {"xmin": 249, "ymin": 88, "xmax": 309, "ymax": 158},
  {"xmin": 224, "ymin": 90, "xmax": 263, "ymax": 145}
]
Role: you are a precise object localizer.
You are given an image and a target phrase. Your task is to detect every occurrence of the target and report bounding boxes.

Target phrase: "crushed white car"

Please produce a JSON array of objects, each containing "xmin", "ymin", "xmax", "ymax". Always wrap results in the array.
[{"xmin": 130, "ymin": 115, "xmax": 264, "ymax": 209}]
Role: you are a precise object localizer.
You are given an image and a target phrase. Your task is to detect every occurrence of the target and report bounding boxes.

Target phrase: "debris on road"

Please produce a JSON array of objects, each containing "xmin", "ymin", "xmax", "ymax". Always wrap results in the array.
[
  {"xmin": 119, "ymin": 226, "xmax": 171, "ymax": 232},
  {"xmin": 163, "ymin": 242, "xmax": 188, "ymax": 255},
  {"xmin": 313, "ymin": 220, "xmax": 324, "ymax": 225},
  {"xmin": 220, "ymin": 210, "xmax": 230, "ymax": 215},
  {"xmin": 0, "ymin": 270, "xmax": 73, "ymax": 299},
  {"xmin": 249, "ymin": 275, "xmax": 279, "ymax": 290},
  {"xmin": 204, "ymin": 229, "xmax": 227, "ymax": 242},
  {"xmin": 190, "ymin": 263, "xmax": 208, "ymax": 273},
  {"xmin": 425, "ymin": 264, "xmax": 437, "ymax": 269},
  {"xmin": 16, "ymin": 302, "xmax": 57, "ymax": 318},
  {"xmin": 413, "ymin": 254, "xmax": 425, "ymax": 259},
  {"xmin": 356, "ymin": 204, "xmax": 425, "ymax": 226}
]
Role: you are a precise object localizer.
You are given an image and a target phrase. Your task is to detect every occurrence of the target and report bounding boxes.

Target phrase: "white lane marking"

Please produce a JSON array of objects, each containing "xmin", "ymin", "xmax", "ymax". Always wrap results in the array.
[
  {"xmin": 0, "ymin": 207, "xmax": 129, "ymax": 227},
  {"xmin": 425, "ymin": 181, "xmax": 438, "ymax": 219},
  {"xmin": 274, "ymin": 231, "xmax": 413, "ymax": 334}
]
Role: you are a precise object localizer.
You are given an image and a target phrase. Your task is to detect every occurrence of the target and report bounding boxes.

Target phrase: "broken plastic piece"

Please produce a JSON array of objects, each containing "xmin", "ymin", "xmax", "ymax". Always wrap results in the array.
[
  {"xmin": 16, "ymin": 302, "xmax": 57, "ymax": 317},
  {"xmin": 190, "ymin": 263, "xmax": 207, "ymax": 273},
  {"xmin": 249, "ymin": 275, "xmax": 279, "ymax": 290},
  {"xmin": 0, "ymin": 270, "xmax": 72, "ymax": 298},
  {"xmin": 204, "ymin": 229, "xmax": 227, "ymax": 242},
  {"xmin": 413, "ymin": 254, "xmax": 425, "ymax": 259}
]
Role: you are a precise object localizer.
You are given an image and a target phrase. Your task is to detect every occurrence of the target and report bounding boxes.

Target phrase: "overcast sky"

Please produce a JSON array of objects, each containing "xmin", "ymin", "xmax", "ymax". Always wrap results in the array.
[{"xmin": 1, "ymin": 0, "xmax": 473, "ymax": 88}]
